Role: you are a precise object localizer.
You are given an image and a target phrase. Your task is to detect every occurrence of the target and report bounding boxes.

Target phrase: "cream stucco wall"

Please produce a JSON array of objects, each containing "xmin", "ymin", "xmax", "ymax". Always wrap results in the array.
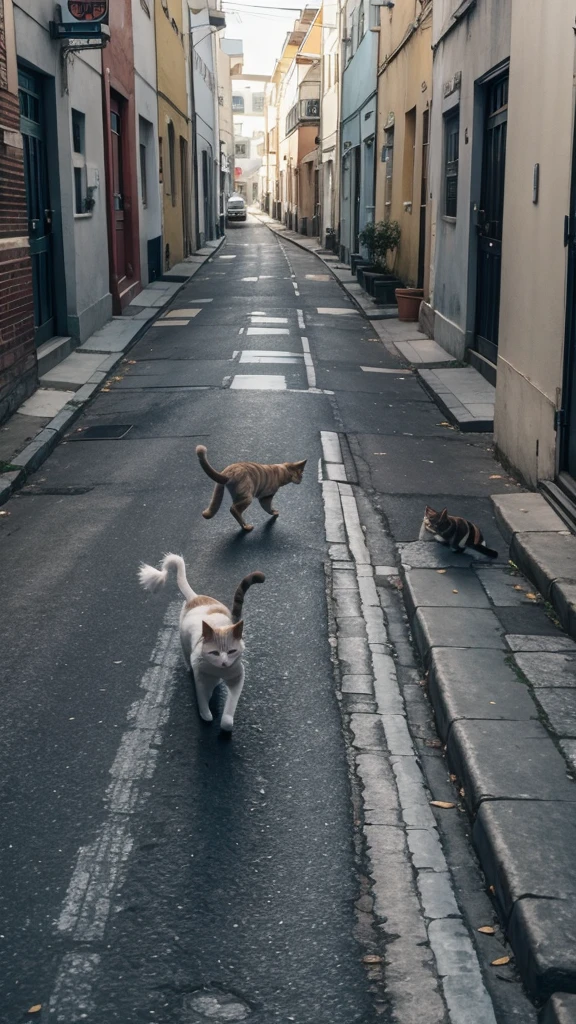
[
  {"xmin": 494, "ymin": 0, "xmax": 576, "ymax": 485},
  {"xmin": 375, "ymin": 1, "xmax": 432, "ymax": 288}
]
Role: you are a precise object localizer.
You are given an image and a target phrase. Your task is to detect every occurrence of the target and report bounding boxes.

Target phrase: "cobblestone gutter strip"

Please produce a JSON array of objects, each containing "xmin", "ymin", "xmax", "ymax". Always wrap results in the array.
[
  {"xmin": 320, "ymin": 430, "xmax": 500, "ymax": 1024},
  {"xmin": 0, "ymin": 240, "xmax": 224, "ymax": 508},
  {"xmin": 397, "ymin": 536, "xmax": 576, "ymax": 1011}
]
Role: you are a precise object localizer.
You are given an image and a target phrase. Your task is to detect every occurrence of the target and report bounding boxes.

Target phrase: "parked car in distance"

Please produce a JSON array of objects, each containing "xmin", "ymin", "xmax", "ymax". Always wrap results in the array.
[{"xmin": 227, "ymin": 193, "xmax": 247, "ymax": 223}]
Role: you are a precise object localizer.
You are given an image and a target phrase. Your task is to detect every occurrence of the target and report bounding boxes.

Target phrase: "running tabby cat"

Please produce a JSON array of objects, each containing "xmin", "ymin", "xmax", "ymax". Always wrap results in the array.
[
  {"xmin": 139, "ymin": 553, "xmax": 264, "ymax": 731},
  {"xmin": 196, "ymin": 445, "xmax": 307, "ymax": 531},
  {"xmin": 419, "ymin": 506, "xmax": 498, "ymax": 559}
]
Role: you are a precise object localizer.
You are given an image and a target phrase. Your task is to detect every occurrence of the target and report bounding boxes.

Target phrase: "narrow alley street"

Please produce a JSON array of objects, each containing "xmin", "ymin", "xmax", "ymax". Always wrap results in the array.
[{"xmin": 0, "ymin": 218, "xmax": 542, "ymax": 1023}]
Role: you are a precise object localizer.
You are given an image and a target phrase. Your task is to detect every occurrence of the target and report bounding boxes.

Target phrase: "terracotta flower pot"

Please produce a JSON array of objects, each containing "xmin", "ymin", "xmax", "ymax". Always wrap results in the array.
[{"xmin": 395, "ymin": 287, "xmax": 424, "ymax": 322}]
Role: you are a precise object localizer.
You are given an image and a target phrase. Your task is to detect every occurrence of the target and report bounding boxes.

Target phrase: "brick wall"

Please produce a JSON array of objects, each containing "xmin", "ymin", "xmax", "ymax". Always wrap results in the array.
[{"xmin": 0, "ymin": 1, "xmax": 37, "ymax": 427}]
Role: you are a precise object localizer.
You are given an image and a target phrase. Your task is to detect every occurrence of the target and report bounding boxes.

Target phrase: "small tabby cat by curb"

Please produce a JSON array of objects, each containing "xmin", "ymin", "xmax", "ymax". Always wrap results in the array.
[
  {"xmin": 196, "ymin": 444, "xmax": 307, "ymax": 532},
  {"xmin": 419, "ymin": 505, "xmax": 498, "ymax": 559},
  {"xmin": 139, "ymin": 553, "xmax": 264, "ymax": 731}
]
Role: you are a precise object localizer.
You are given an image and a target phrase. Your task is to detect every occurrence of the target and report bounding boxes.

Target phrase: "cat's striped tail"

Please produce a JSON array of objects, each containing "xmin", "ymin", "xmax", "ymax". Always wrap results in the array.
[
  {"xmin": 138, "ymin": 553, "xmax": 196, "ymax": 600},
  {"xmin": 231, "ymin": 571, "xmax": 265, "ymax": 622},
  {"xmin": 196, "ymin": 445, "xmax": 229, "ymax": 484}
]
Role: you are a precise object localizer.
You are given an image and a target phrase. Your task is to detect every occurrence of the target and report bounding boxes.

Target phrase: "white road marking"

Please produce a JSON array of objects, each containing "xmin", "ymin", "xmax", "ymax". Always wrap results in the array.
[
  {"xmin": 250, "ymin": 316, "xmax": 288, "ymax": 324},
  {"xmin": 165, "ymin": 308, "xmax": 202, "ymax": 318},
  {"xmin": 317, "ymin": 307, "xmax": 356, "ymax": 315},
  {"xmin": 49, "ymin": 602, "xmax": 181, "ymax": 1018},
  {"xmin": 242, "ymin": 277, "xmax": 258, "ymax": 282},
  {"xmin": 151, "ymin": 319, "xmax": 190, "ymax": 326},
  {"xmin": 238, "ymin": 327, "xmax": 244, "ymax": 334},
  {"xmin": 246, "ymin": 327, "xmax": 290, "ymax": 336},
  {"xmin": 230, "ymin": 375, "xmax": 287, "ymax": 390},
  {"xmin": 297, "ymin": 308, "xmax": 305, "ymax": 330},
  {"xmin": 360, "ymin": 365, "xmax": 410, "ymax": 374},
  {"xmin": 300, "ymin": 336, "xmax": 316, "ymax": 388},
  {"xmin": 240, "ymin": 354, "xmax": 301, "ymax": 364}
]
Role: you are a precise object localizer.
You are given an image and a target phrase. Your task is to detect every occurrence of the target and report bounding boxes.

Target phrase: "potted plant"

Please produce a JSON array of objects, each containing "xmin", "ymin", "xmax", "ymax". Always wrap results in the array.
[
  {"xmin": 395, "ymin": 286, "xmax": 424, "ymax": 321},
  {"xmin": 358, "ymin": 220, "xmax": 401, "ymax": 290}
]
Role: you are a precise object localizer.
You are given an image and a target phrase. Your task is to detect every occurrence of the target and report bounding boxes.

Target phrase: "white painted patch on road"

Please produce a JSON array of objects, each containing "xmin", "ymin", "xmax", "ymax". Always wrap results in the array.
[
  {"xmin": 250, "ymin": 316, "xmax": 288, "ymax": 324},
  {"xmin": 49, "ymin": 603, "xmax": 181, "ymax": 1017},
  {"xmin": 165, "ymin": 308, "xmax": 202, "ymax": 318},
  {"xmin": 300, "ymin": 336, "xmax": 316, "ymax": 389},
  {"xmin": 242, "ymin": 277, "xmax": 258, "ymax": 282},
  {"xmin": 317, "ymin": 307, "xmax": 356, "ymax": 315},
  {"xmin": 152, "ymin": 319, "xmax": 190, "ymax": 327},
  {"xmin": 297, "ymin": 308, "xmax": 305, "ymax": 330},
  {"xmin": 239, "ymin": 354, "xmax": 301, "ymax": 364},
  {"xmin": 49, "ymin": 952, "xmax": 101, "ymax": 1022},
  {"xmin": 360, "ymin": 366, "xmax": 410, "ymax": 374},
  {"xmin": 230, "ymin": 375, "xmax": 287, "ymax": 390},
  {"xmin": 246, "ymin": 327, "xmax": 290, "ymax": 336}
]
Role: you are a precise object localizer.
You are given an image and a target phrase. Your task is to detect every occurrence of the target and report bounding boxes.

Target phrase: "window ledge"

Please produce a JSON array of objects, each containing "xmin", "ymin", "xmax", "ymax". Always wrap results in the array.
[
  {"xmin": 74, "ymin": 212, "xmax": 93, "ymax": 220},
  {"xmin": 442, "ymin": 215, "xmax": 457, "ymax": 224}
]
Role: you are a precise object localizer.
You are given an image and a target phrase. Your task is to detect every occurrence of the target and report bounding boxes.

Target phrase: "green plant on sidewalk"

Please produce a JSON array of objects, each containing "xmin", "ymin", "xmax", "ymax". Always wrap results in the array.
[{"xmin": 358, "ymin": 219, "xmax": 401, "ymax": 272}]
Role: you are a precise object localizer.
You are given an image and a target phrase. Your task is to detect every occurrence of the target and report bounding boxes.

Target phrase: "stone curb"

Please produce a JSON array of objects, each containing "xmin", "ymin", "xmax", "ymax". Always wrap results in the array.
[
  {"xmin": 398, "ymin": 543, "xmax": 576, "ymax": 1002},
  {"xmin": 492, "ymin": 491, "xmax": 576, "ymax": 642},
  {"xmin": 417, "ymin": 369, "xmax": 494, "ymax": 432},
  {"xmin": 540, "ymin": 993, "xmax": 576, "ymax": 1024},
  {"xmin": 0, "ymin": 239, "xmax": 224, "ymax": 507}
]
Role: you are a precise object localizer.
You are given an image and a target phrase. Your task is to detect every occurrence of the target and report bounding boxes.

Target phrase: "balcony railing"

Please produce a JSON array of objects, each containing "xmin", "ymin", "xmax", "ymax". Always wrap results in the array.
[{"xmin": 285, "ymin": 98, "xmax": 320, "ymax": 136}]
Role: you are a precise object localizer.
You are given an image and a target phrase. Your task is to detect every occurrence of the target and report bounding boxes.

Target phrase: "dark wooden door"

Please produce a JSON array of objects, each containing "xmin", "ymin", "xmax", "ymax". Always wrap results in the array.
[
  {"xmin": 561, "ymin": 104, "xmax": 576, "ymax": 477},
  {"xmin": 110, "ymin": 95, "xmax": 126, "ymax": 281},
  {"xmin": 18, "ymin": 68, "xmax": 55, "ymax": 345},
  {"xmin": 475, "ymin": 73, "xmax": 509, "ymax": 364}
]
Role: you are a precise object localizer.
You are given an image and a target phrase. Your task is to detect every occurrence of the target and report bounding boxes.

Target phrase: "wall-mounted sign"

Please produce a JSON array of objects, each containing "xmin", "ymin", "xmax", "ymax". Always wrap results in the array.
[
  {"xmin": 50, "ymin": 0, "xmax": 110, "ymax": 40},
  {"xmin": 63, "ymin": 1, "xmax": 109, "ymax": 23}
]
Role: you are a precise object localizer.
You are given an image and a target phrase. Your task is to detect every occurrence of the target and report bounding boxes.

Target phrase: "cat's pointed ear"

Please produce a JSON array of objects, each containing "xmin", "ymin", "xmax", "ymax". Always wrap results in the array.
[
  {"xmin": 439, "ymin": 507, "xmax": 449, "ymax": 519},
  {"xmin": 425, "ymin": 505, "xmax": 436, "ymax": 516},
  {"xmin": 202, "ymin": 620, "xmax": 215, "ymax": 641},
  {"xmin": 292, "ymin": 459, "xmax": 307, "ymax": 469},
  {"xmin": 232, "ymin": 620, "xmax": 244, "ymax": 639}
]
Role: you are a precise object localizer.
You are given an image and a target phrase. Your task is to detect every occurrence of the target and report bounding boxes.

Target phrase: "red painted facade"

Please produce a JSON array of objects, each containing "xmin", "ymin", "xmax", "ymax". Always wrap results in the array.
[
  {"xmin": 101, "ymin": 0, "xmax": 141, "ymax": 312},
  {"xmin": 0, "ymin": 0, "xmax": 36, "ymax": 423}
]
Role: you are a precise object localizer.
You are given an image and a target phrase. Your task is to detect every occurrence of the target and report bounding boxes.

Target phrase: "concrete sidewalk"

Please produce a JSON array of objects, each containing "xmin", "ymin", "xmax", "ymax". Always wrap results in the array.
[{"xmin": 0, "ymin": 239, "xmax": 223, "ymax": 505}]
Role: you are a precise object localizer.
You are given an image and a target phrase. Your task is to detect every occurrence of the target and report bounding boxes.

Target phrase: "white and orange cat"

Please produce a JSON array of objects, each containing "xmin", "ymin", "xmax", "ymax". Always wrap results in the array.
[{"xmin": 139, "ymin": 554, "xmax": 264, "ymax": 731}]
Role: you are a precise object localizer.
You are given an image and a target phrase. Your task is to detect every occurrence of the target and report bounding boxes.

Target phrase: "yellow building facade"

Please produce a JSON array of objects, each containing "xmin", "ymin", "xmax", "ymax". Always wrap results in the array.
[
  {"xmin": 374, "ymin": 1, "xmax": 432, "ymax": 290},
  {"xmin": 155, "ymin": 0, "xmax": 192, "ymax": 269}
]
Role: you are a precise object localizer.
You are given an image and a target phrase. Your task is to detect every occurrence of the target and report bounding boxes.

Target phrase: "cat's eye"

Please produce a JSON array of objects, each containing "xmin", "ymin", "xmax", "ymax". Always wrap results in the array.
[
  {"xmin": 228, "ymin": 648, "xmax": 237, "ymax": 654},
  {"xmin": 209, "ymin": 650, "xmax": 219, "ymax": 656}
]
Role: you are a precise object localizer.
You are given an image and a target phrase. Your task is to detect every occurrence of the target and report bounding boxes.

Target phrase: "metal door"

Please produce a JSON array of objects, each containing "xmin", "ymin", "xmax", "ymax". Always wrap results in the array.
[
  {"xmin": 475, "ymin": 73, "xmax": 508, "ymax": 364},
  {"xmin": 560, "ymin": 103, "xmax": 576, "ymax": 477},
  {"xmin": 417, "ymin": 108, "xmax": 429, "ymax": 289},
  {"xmin": 110, "ymin": 94, "xmax": 126, "ymax": 282},
  {"xmin": 18, "ymin": 68, "xmax": 55, "ymax": 345}
]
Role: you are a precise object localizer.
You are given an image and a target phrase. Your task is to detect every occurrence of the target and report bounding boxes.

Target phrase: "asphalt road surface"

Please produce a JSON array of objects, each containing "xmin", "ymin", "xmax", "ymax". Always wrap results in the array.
[{"xmin": 0, "ymin": 219, "xmax": 390, "ymax": 1024}]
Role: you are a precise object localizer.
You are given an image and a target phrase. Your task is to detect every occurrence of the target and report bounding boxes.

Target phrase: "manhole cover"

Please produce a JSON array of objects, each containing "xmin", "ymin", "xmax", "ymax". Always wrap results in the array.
[
  {"xmin": 181, "ymin": 988, "xmax": 251, "ymax": 1022},
  {"xmin": 69, "ymin": 424, "xmax": 133, "ymax": 440}
]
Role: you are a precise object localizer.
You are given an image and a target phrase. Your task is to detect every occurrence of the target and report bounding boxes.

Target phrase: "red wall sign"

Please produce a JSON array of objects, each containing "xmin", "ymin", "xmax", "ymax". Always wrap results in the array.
[{"xmin": 65, "ymin": 1, "xmax": 109, "ymax": 23}]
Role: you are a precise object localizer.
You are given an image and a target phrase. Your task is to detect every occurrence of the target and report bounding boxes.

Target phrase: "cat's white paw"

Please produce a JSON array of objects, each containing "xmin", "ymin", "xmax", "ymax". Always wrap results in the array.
[
  {"xmin": 220, "ymin": 714, "xmax": 234, "ymax": 732},
  {"xmin": 199, "ymin": 709, "xmax": 213, "ymax": 722}
]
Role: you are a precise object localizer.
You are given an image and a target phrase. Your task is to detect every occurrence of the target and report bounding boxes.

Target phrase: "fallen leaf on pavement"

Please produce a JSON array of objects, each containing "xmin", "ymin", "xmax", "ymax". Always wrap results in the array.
[
  {"xmin": 489, "ymin": 474, "xmax": 502, "ymax": 479},
  {"xmin": 489, "ymin": 885, "xmax": 496, "ymax": 895},
  {"xmin": 452, "ymin": 589, "xmax": 459, "ymax": 594},
  {"xmin": 478, "ymin": 926, "xmax": 495, "ymax": 935},
  {"xmin": 525, "ymin": 592, "xmax": 537, "ymax": 600},
  {"xmin": 436, "ymin": 569, "xmax": 447, "ymax": 574},
  {"xmin": 491, "ymin": 956, "xmax": 510, "ymax": 966},
  {"xmin": 430, "ymin": 800, "xmax": 455, "ymax": 809},
  {"xmin": 27, "ymin": 1007, "xmax": 42, "ymax": 1015},
  {"xmin": 0, "ymin": 510, "xmax": 9, "ymax": 516},
  {"xmin": 363, "ymin": 955, "xmax": 382, "ymax": 964},
  {"xmin": 449, "ymin": 774, "xmax": 457, "ymax": 782},
  {"xmin": 513, "ymin": 585, "xmax": 523, "ymax": 591}
]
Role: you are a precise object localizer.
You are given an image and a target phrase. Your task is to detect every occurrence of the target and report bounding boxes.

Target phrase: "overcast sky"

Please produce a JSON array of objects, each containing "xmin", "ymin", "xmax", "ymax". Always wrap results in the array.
[{"xmin": 223, "ymin": 0, "xmax": 303, "ymax": 76}]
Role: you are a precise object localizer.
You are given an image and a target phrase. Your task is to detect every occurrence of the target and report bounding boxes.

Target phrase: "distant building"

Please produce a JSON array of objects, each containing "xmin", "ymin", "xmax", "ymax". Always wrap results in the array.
[
  {"xmin": 131, "ymin": 0, "xmax": 162, "ymax": 285},
  {"xmin": 231, "ymin": 74, "xmax": 269, "ymax": 203},
  {"xmin": 219, "ymin": 38, "xmax": 243, "ymax": 229}
]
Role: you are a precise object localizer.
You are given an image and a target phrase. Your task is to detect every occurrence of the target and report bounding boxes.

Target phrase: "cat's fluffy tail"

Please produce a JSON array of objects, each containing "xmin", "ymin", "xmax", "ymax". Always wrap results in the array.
[
  {"xmin": 231, "ymin": 571, "xmax": 265, "ymax": 622},
  {"xmin": 139, "ymin": 553, "xmax": 196, "ymax": 600},
  {"xmin": 196, "ymin": 445, "xmax": 229, "ymax": 485}
]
